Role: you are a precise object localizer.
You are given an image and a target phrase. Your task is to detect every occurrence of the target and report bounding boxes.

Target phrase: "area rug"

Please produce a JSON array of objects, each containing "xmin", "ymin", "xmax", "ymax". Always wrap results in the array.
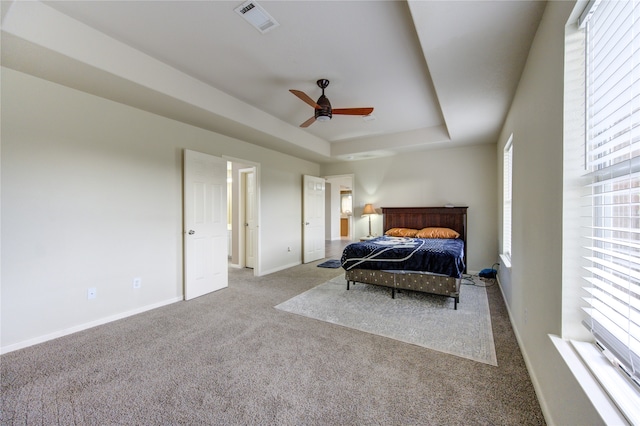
[
  {"xmin": 316, "ymin": 259, "xmax": 342, "ymax": 268},
  {"xmin": 275, "ymin": 275, "xmax": 497, "ymax": 366}
]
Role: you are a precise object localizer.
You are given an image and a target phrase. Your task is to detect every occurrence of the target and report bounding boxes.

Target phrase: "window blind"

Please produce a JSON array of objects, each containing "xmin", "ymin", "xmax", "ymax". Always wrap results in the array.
[
  {"xmin": 582, "ymin": 0, "xmax": 640, "ymax": 388},
  {"xmin": 503, "ymin": 136, "xmax": 513, "ymax": 262}
]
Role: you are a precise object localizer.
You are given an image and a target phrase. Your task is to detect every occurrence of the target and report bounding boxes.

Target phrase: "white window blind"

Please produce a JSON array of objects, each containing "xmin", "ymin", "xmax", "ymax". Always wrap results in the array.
[
  {"xmin": 503, "ymin": 136, "xmax": 513, "ymax": 262},
  {"xmin": 583, "ymin": 0, "xmax": 640, "ymax": 389}
]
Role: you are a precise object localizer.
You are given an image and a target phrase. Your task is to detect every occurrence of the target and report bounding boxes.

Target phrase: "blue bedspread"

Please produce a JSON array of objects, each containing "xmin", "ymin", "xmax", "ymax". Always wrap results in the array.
[{"xmin": 340, "ymin": 236, "xmax": 465, "ymax": 278}]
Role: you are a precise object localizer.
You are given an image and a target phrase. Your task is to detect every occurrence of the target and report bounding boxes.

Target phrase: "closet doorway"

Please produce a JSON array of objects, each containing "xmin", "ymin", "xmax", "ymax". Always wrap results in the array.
[{"xmin": 226, "ymin": 158, "xmax": 260, "ymax": 275}]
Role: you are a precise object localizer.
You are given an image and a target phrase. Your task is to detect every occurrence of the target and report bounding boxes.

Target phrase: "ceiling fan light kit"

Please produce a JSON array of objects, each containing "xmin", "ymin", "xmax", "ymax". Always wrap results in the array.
[{"xmin": 289, "ymin": 79, "xmax": 374, "ymax": 127}]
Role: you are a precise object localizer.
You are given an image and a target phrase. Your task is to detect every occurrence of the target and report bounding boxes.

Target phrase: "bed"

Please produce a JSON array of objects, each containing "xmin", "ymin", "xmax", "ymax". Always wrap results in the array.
[{"xmin": 341, "ymin": 207, "xmax": 468, "ymax": 309}]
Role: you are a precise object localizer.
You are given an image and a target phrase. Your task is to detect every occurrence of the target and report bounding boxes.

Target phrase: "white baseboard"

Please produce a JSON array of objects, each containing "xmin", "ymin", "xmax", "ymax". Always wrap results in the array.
[
  {"xmin": 0, "ymin": 296, "xmax": 183, "ymax": 355},
  {"xmin": 259, "ymin": 261, "xmax": 301, "ymax": 276},
  {"xmin": 495, "ymin": 276, "xmax": 553, "ymax": 426}
]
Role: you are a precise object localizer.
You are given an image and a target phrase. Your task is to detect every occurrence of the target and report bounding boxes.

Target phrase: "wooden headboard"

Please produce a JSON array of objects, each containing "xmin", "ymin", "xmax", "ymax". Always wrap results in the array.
[{"xmin": 382, "ymin": 206, "xmax": 468, "ymax": 272}]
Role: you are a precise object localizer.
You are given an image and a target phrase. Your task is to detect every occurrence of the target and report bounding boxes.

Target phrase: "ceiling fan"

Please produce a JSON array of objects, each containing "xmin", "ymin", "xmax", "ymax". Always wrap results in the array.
[{"xmin": 289, "ymin": 79, "xmax": 374, "ymax": 128}]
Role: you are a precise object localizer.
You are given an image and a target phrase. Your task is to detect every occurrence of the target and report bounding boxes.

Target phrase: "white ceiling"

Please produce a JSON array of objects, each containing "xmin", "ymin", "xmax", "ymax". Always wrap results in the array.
[{"xmin": 1, "ymin": 0, "xmax": 546, "ymax": 163}]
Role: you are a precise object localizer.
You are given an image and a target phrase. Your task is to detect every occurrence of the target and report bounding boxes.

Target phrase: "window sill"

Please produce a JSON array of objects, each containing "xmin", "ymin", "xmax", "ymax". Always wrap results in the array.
[
  {"xmin": 499, "ymin": 253, "xmax": 511, "ymax": 269},
  {"xmin": 549, "ymin": 335, "xmax": 639, "ymax": 425}
]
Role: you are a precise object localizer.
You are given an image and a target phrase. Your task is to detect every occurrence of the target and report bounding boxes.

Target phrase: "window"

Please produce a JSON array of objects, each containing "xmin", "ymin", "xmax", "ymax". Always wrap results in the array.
[
  {"xmin": 579, "ymin": 0, "xmax": 640, "ymax": 420},
  {"xmin": 503, "ymin": 135, "xmax": 513, "ymax": 265}
]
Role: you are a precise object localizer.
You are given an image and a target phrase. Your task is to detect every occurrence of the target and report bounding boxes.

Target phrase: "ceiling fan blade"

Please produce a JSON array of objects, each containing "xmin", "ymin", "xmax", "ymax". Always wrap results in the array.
[
  {"xmin": 332, "ymin": 107, "xmax": 374, "ymax": 116},
  {"xmin": 290, "ymin": 90, "xmax": 321, "ymax": 109},
  {"xmin": 300, "ymin": 116, "xmax": 316, "ymax": 127}
]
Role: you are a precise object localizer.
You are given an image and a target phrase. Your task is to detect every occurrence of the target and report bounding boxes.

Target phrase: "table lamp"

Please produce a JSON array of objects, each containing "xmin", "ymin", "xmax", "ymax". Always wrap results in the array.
[{"xmin": 362, "ymin": 204, "xmax": 377, "ymax": 237}]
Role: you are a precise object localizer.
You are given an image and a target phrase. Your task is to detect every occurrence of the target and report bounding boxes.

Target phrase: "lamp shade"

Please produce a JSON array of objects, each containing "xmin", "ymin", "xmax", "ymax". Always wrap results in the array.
[{"xmin": 362, "ymin": 204, "xmax": 376, "ymax": 215}]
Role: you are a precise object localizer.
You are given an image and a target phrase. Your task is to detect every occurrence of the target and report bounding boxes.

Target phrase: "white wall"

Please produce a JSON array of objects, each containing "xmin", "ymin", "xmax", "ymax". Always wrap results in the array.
[
  {"xmin": 495, "ymin": 1, "xmax": 603, "ymax": 424},
  {"xmin": 321, "ymin": 143, "xmax": 498, "ymax": 273},
  {"xmin": 1, "ymin": 67, "xmax": 319, "ymax": 352}
]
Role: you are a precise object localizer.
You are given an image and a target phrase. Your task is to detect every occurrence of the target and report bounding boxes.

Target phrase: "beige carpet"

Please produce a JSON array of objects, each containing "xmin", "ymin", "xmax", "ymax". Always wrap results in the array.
[
  {"xmin": 276, "ymin": 275, "xmax": 497, "ymax": 365},
  {"xmin": 1, "ymin": 257, "xmax": 544, "ymax": 425}
]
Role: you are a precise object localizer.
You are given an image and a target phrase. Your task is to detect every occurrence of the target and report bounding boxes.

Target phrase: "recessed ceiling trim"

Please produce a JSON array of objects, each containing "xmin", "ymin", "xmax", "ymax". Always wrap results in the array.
[{"xmin": 234, "ymin": 1, "xmax": 280, "ymax": 34}]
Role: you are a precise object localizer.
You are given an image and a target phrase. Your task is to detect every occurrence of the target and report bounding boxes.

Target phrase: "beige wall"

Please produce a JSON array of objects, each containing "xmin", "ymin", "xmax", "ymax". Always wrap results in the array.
[
  {"xmin": 0, "ymin": 62, "xmax": 500, "ymax": 351},
  {"xmin": 1, "ymin": 67, "xmax": 319, "ymax": 351},
  {"xmin": 496, "ymin": 2, "xmax": 603, "ymax": 424},
  {"xmin": 321, "ymin": 143, "xmax": 498, "ymax": 273}
]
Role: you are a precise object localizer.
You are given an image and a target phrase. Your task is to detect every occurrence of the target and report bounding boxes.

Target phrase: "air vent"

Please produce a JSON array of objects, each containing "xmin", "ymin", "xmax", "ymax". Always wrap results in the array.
[{"xmin": 234, "ymin": 1, "xmax": 280, "ymax": 34}]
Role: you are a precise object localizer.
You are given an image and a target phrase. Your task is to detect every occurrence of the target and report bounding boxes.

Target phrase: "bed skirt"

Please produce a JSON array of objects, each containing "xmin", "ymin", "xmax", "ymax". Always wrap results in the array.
[{"xmin": 344, "ymin": 269, "xmax": 460, "ymax": 309}]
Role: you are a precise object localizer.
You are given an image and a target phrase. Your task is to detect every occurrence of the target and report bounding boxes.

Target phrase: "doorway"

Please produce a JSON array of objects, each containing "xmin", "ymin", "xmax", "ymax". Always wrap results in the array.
[
  {"xmin": 324, "ymin": 174, "xmax": 355, "ymax": 242},
  {"xmin": 226, "ymin": 157, "xmax": 260, "ymax": 275},
  {"xmin": 340, "ymin": 190, "xmax": 352, "ymax": 238}
]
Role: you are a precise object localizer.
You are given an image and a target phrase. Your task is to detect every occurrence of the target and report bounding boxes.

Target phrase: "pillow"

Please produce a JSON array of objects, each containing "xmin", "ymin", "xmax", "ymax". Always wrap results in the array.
[
  {"xmin": 385, "ymin": 227, "xmax": 418, "ymax": 237},
  {"xmin": 415, "ymin": 227, "xmax": 460, "ymax": 239}
]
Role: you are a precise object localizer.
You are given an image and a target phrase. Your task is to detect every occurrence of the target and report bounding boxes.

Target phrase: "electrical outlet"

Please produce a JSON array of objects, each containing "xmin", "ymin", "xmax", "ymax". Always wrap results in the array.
[
  {"xmin": 133, "ymin": 277, "xmax": 142, "ymax": 289},
  {"xmin": 87, "ymin": 287, "xmax": 97, "ymax": 300},
  {"xmin": 524, "ymin": 308, "xmax": 528, "ymax": 325},
  {"xmin": 287, "ymin": 247, "xmax": 291, "ymax": 252}
]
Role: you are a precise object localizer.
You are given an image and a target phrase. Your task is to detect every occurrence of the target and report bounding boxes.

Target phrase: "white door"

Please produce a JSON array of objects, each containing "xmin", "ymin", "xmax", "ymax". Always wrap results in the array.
[
  {"xmin": 184, "ymin": 149, "xmax": 228, "ymax": 300},
  {"xmin": 303, "ymin": 175, "xmax": 326, "ymax": 263},
  {"xmin": 242, "ymin": 168, "xmax": 257, "ymax": 269}
]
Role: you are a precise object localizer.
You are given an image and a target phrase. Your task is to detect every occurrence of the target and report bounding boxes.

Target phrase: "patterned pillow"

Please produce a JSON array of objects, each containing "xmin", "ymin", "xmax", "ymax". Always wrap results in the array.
[
  {"xmin": 385, "ymin": 227, "xmax": 419, "ymax": 237},
  {"xmin": 415, "ymin": 227, "xmax": 460, "ymax": 239}
]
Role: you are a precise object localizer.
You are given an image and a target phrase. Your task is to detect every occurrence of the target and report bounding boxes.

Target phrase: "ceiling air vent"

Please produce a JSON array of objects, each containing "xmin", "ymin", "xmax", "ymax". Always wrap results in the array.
[{"xmin": 234, "ymin": 1, "xmax": 280, "ymax": 34}]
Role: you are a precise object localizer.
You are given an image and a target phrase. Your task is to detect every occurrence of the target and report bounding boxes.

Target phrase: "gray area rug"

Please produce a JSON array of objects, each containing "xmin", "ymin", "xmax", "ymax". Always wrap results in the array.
[
  {"xmin": 317, "ymin": 259, "xmax": 341, "ymax": 268},
  {"xmin": 276, "ymin": 275, "xmax": 497, "ymax": 366}
]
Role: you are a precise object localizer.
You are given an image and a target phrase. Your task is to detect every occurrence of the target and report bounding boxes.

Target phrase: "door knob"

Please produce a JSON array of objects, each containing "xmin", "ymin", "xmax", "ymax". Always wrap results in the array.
[
  {"xmin": 305, "ymin": 222, "xmax": 310, "ymax": 225},
  {"xmin": 188, "ymin": 230, "xmax": 195, "ymax": 235}
]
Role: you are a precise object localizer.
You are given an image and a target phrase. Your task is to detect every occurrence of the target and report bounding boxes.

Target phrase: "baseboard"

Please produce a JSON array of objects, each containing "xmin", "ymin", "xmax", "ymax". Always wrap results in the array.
[
  {"xmin": 495, "ymin": 276, "xmax": 554, "ymax": 426},
  {"xmin": 259, "ymin": 261, "xmax": 301, "ymax": 276},
  {"xmin": 0, "ymin": 296, "xmax": 183, "ymax": 355}
]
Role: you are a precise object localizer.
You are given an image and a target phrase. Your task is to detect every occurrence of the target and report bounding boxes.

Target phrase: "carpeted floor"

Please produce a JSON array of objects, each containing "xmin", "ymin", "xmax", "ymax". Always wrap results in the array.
[
  {"xmin": 0, "ymin": 250, "xmax": 545, "ymax": 425},
  {"xmin": 276, "ymin": 275, "xmax": 497, "ymax": 365}
]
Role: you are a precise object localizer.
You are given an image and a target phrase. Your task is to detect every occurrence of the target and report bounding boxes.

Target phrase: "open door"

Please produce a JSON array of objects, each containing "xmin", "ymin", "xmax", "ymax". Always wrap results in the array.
[
  {"xmin": 184, "ymin": 149, "xmax": 228, "ymax": 300},
  {"xmin": 303, "ymin": 175, "xmax": 325, "ymax": 263}
]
